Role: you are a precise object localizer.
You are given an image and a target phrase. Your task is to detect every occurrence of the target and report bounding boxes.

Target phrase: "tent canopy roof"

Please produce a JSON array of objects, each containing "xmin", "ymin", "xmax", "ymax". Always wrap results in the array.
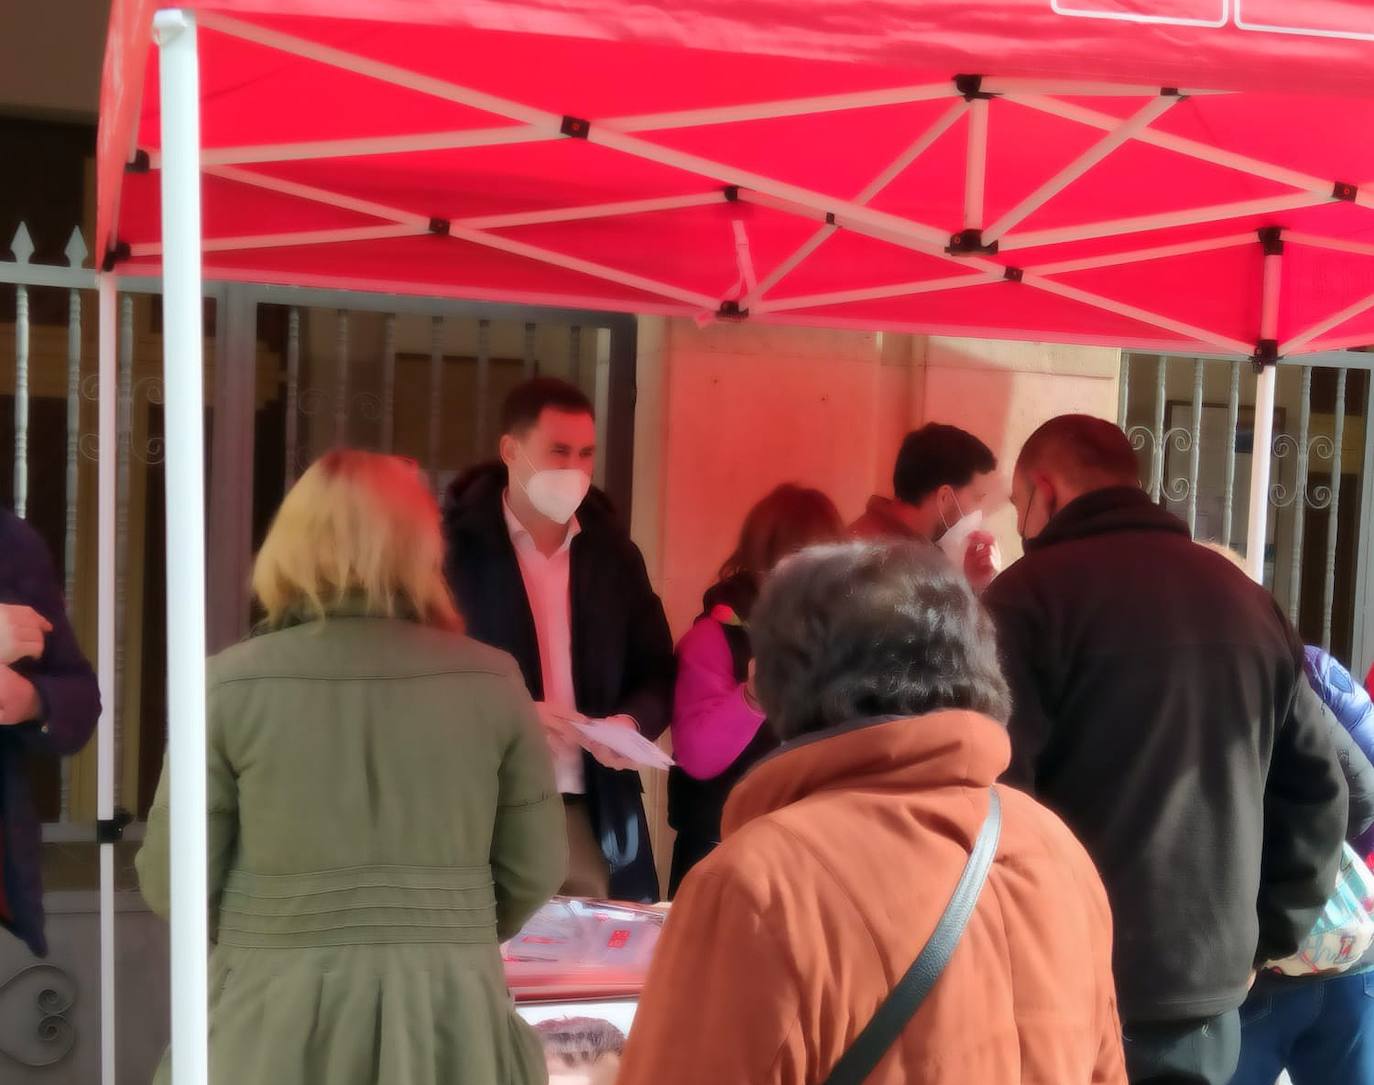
[{"xmin": 99, "ymin": 1, "xmax": 1374, "ymax": 355}]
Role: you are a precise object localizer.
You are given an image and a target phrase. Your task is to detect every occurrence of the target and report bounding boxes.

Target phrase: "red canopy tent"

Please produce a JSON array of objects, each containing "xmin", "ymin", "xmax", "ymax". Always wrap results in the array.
[
  {"xmin": 94, "ymin": 4, "xmax": 1374, "ymax": 1082},
  {"xmin": 100, "ymin": 1, "xmax": 1374, "ymax": 355}
]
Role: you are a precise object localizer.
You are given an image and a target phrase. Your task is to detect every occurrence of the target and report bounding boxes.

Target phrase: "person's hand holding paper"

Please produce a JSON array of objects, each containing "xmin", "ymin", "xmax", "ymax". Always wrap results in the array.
[{"xmin": 571, "ymin": 713, "xmax": 674, "ymax": 771}]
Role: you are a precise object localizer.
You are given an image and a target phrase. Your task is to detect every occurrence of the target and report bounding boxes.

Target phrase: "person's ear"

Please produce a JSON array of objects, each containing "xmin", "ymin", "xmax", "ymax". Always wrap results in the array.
[
  {"xmin": 1035, "ymin": 472, "xmax": 1060, "ymax": 517},
  {"xmin": 936, "ymin": 483, "xmax": 956, "ymax": 519},
  {"xmin": 499, "ymin": 433, "xmax": 520, "ymax": 468}
]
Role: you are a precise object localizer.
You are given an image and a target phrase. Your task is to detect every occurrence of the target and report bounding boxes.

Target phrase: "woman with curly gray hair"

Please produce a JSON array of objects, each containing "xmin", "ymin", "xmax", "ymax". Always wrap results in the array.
[{"xmin": 619, "ymin": 540, "xmax": 1127, "ymax": 1085}]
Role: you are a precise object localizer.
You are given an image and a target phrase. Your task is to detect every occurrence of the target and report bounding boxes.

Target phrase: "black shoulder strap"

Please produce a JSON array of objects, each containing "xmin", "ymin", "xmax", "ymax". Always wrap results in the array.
[{"xmin": 821, "ymin": 788, "xmax": 1003, "ymax": 1085}]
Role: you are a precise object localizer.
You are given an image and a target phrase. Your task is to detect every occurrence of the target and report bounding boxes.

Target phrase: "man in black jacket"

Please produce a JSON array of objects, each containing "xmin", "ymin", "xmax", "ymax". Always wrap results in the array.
[
  {"xmin": 444, "ymin": 378, "xmax": 675, "ymax": 903},
  {"xmin": 984, "ymin": 415, "xmax": 1347, "ymax": 1085}
]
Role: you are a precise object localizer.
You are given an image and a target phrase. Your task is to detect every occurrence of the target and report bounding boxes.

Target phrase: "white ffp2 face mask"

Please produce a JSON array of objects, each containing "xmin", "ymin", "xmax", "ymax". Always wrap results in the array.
[
  {"xmin": 937, "ymin": 496, "xmax": 1003, "ymax": 573},
  {"xmin": 519, "ymin": 452, "xmax": 591, "ymax": 524}
]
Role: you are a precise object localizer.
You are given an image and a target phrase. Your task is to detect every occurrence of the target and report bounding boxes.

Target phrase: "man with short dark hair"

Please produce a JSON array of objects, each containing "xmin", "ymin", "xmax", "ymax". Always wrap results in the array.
[
  {"xmin": 443, "ymin": 377, "xmax": 675, "ymax": 902},
  {"xmin": 984, "ymin": 414, "xmax": 1348, "ymax": 1085},
  {"xmin": 851, "ymin": 422, "xmax": 1001, "ymax": 590},
  {"xmin": 1, "ymin": 507, "xmax": 100, "ymax": 956}
]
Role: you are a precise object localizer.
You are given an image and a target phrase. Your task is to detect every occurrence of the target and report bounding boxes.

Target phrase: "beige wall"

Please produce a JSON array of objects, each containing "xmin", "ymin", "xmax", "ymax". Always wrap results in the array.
[{"xmin": 632, "ymin": 318, "xmax": 925, "ymax": 636}]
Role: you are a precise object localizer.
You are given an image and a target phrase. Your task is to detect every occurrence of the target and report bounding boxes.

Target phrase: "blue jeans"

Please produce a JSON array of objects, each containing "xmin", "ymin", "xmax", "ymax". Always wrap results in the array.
[{"xmin": 1231, "ymin": 972, "xmax": 1374, "ymax": 1085}]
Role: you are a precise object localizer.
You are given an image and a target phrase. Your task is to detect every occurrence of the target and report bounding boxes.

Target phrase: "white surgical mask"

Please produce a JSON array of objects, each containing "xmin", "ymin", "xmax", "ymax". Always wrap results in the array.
[
  {"xmin": 518, "ymin": 451, "xmax": 591, "ymax": 524},
  {"xmin": 937, "ymin": 495, "xmax": 1003, "ymax": 573}
]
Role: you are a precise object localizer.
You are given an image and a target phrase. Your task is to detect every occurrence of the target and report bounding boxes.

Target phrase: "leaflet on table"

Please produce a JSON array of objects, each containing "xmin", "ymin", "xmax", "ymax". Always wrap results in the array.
[{"xmin": 570, "ymin": 717, "xmax": 675, "ymax": 770}]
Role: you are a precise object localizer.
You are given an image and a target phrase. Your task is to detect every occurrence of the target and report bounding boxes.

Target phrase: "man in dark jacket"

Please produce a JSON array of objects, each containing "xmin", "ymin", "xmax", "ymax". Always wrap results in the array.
[
  {"xmin": 444, "ymin": 378, "xmax": 675, "ymax": 903},
  {"xmin": 983, "ymin": 415, "xmax": 1347, "ymax": 1085},
  {"xmin": 1, "ymin": 507, "xmax": 101, "ymax": 956}
]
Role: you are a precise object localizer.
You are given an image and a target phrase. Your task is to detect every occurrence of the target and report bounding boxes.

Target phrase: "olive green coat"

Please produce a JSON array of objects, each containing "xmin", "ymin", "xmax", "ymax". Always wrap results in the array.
[{"xmin": 136, "ymin": 610, "xmax": 567, "ymax": 1085}]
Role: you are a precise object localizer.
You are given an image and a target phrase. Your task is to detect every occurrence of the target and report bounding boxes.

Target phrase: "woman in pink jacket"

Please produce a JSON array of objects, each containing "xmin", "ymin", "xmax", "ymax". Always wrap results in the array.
[{"xmin": 666, "ymin": 484, "xmax": 843, "ymax": 895}]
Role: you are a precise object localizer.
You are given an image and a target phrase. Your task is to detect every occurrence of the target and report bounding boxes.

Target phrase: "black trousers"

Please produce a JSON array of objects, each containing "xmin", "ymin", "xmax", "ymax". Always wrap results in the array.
[{"xmin": 1123, "ymin": 1010, "xmax": 1242, "ymax": 1085}]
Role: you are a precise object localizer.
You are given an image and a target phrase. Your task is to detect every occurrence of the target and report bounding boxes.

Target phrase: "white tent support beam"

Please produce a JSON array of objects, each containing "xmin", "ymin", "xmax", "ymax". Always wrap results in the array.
[
  {"xmin": 96, "ymin": 274, "xmax": 117, "ymax": 1085},
  {"xmin": 151, "ymin": 125, "xmax": 551, "ymax": 168},
  {"xmin": 154, "ymin": 11, "xmax": 211, "ymax": 1085},
  {"xmin": 1248, "ymin": 231, "xmax": 1284, "ymax": 583},
  {"xmin": 746, "ymin": 100, "xmax": 968, "ymax": 305},
  {"xmin": 855, "ymin": 101, "xmax": 970, "ymax": 201},
  {"xmin": 1282, "ymin": 289, "xmax": 1374, "ymax": 354},
  {"xmin": 964, "ymin": 97, "xmax": 989, "ymax": 232},
  {"xmin": 999, "ymin": 192, "xmax": 1332, "ymax": 252},
  {"xmin": 1009, "ymin": 93, "xmax": 1374, "ymax": 210},
  {"xmin": 205, "ymin": 164, "xmax": 430, "ymax": 225},
  {"xmin": 1284, "ymin": 232, "xmax": 1374, "ymax": 259},
  {"xmin": 606, "ymin": 83, "xmax": 957, "ymax": 131},
  {"xmin": 1020, "ymin": 272, "xmax": 1254, "ymax": 354},
  {"xmin": 106, "ymin": 258, "xmax": 701, "ymax": 315},
  {"xmin": 130, "ymin": 223, "xmax": 427, "ymax": 258},
  {"xmin": 1293, "ymin": 332, "xmax": 1374, "ymax": 355},
  {"xmin": 985, "ymin": 94, "xmax": 1178, "ymax": 244},
  {"xmin": 459, "ymin": 192, "xmax": 728, "ymax": 230},
  {"xmin": 1026, "ymin": 232, "xmax": 1254, "ymax": 276},
  {"xmin": 735, "ymin": 189, "xmax": 1000, "ymax": 276},
  {"xmin": 745, "ymin": 227, "xmax": 835, "ymax": 306},
  {"xmin": 729, "ymin": 219, "xmax": 758, "ymax": 297},
  {"xmin": 980, "ymin": 76, "xmax": 1228, "ymax": 96},
  {"xmin": 755, "ymin": 271, "xmax": 1003, "ymax": 313},
  {"xmin": 128, "ymin": 191, "xmax": 730, "ymax": 258},
  {"xmin": 445, "ymin": 224, "xmax": 720, "ymax": 308}
]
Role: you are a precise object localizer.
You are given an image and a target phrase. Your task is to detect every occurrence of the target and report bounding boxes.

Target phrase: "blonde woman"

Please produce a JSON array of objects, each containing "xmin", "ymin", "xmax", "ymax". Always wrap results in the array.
[{"xmin": 137, "ymin": 450, "xmax": 566, "ymax": 1085}]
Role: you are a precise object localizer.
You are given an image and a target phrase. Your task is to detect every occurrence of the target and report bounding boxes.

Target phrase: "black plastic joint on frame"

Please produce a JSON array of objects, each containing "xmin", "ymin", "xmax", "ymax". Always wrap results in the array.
[
  {"xmin": 101, "ymin": 241, "xmax": 131, "ymax": 272},
  {"xmin": 1003, "ymin": 266, "xmax": 1024, "ymax": 283},
  {"xmin": 722, "ymin": 185, "xmax": 740, "ymax": 202},
  {"xmin": 125, "ymin": 149, "xmax": 151, "ymax": 173},
  {"xmin": 1333, "ymin": 181, "xmax": 1359, "ymax": 202},
  {"xmin": 1258, "ymin": 226, "xmax": 1284, "ymax": 256},
  {"xmin": 1160, "ymin": 87, "xmax": 1183, "ymax": 97},
  {"xmin": 955, "ymin": 74, "xmax": 992, "ymax": 101},
  {"xmin": 1252, "ymin": 339, "xmax": 1280, "ymax": 372},
  {"xmin": 825, "ymin": 212, "xmax": 837, "ymax": 226},
  {"xmin": 428, "ymin": 218, "xmax": 452, "ymax": 236},
  {"xmin": 947, "ymin": 229, "xmax": 999, "ymax": 255},
  {"xmin": 560, "ymin": 115, "xmax": 591, "ymax": 139},
  {"xmin": 96, "ymin": 809, "xmax": 133, "ymax": 845},
  {"xmin": 717, "ymin": 300, "xmax": 748, "ymax": 320}
]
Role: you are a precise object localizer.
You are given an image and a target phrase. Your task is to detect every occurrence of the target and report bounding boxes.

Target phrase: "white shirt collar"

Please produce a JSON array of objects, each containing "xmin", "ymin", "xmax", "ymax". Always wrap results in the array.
[{"xmin": 503, "ymin": 491, "xmax": 581, "ymax": 555}]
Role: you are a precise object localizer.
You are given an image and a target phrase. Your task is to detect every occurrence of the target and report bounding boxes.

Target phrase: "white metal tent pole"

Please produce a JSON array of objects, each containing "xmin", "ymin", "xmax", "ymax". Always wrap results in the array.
[
  {"xmin": 155, "ymin": 10, "xmax": 210, "ymax": 1085},
  {"xmin": 1248, "ymin": 230, "xmax": 1284, "ymax": 584},
  {"xmin": 964, "ymin": 97, "xmax": 989, "ymax": 233},
  {"xmin": 96, "ymin": 274, "xmax": 117, "ymax": 1085}
]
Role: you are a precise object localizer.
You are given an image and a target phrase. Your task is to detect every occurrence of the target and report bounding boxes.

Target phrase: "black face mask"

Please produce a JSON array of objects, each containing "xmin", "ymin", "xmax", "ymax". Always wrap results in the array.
[{"xmin": 1020, "ymin": 484, "xmax": 1055, "ymax": 542}]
